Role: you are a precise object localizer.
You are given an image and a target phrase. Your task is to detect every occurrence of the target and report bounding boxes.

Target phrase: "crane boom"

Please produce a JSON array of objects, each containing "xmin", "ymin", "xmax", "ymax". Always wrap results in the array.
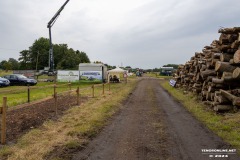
[
  {"xmin": 47, "ymin": 0, "xmax": 70, "ymax": 28},
  {"xmin": 47, "ymin": 0, "xmax": 70, "ymax": 74}
]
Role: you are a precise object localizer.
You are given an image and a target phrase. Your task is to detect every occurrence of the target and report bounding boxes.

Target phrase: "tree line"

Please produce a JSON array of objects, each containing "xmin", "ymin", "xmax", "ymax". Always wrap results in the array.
[{"xmin": 0, "ymin": 37, "xmax": 90, "ymax": 71}]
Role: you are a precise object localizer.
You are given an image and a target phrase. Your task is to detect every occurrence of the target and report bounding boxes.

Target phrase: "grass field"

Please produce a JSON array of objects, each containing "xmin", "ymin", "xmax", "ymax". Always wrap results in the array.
[
  {"xmin": 0, "ymin": 78, "xmax": 138, "ymax": 160},
  {"xmin": 0, "ymin": 70, "xmax": 13, "ymax": 77},
  {"xmin": 160, "ymin": 80, "xmax": 240, "ymax": 155},
  {"xmin": 0, "ymin": 80, "xmax": 105, "ymax": 107},
  {"xmin": 146, "ymin": 72, "xmax": 173, "ymax": 79}
]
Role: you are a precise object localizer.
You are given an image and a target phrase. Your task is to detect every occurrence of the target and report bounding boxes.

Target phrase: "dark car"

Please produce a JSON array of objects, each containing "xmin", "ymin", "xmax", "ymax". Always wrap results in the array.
[
  {"xmin": 3, "ymin": 74, "xmax": 37, "ymax": 86},
  {"xmin": 0, "ymin": 77, "xmax": 10, "ymax": 87}
]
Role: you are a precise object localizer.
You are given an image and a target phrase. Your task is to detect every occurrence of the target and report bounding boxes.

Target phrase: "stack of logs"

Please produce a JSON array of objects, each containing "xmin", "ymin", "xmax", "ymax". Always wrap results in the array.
[{"xmin": 175, "ymin": 27, "xmax": 240, "ymax": 112}]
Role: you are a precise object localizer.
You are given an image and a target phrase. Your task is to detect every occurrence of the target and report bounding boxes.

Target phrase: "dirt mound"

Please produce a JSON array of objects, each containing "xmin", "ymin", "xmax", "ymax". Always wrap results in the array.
[{"xmin": 5, "ymin": 94, "xmax": 87, "ymax": 142}]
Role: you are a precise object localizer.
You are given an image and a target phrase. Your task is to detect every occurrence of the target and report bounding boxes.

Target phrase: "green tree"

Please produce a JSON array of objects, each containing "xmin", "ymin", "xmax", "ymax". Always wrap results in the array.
[
  {"xmin": 76, "ymin": 50, "xmax": 90, "ymax": 63},
  {"xmin": 2, "ymin": 61, "xmax": 12, "ymax": 71},
  {"xmin": 57, "ymin": 48, "xmax": 79, "ymax": 69},
  {"xmin": 8, "ymin": 58, "xmax": 19, "ymax": 70},
  {"xmin": 53, "ymin": 44, "xmax": 68, "ymax": 68},
  {"xmin": 152, "ymin": 68, "xmax": 160, "ymax": 72},
  {"xmin": 19, "ymin": 50, "xmax": 31, "ymax": 69},
  {"xmin": 29, "ymin": 37, "xmax": 50, "ymax": 70},
  {"xmin": 18, "ymin": 37, "xmax": 91, "ymax": 70},
  {"xmin": 94, "ymin": 61, "xmax": 103, "ymax": 64},
  {"xmin": 0, "ymin": 60, "xmax": 7, "ymax": 70},
  {"xmin": 125, "ymin": 66, "xmax": 132, "ymax": 69}
]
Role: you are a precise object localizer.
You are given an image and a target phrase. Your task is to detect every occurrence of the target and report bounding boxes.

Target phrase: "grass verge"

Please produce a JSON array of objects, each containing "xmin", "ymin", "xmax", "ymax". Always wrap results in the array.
[
  {"xmin": 0, "ymin": 79, "xmax": 138, "ymax": 160},
  {"xmin": 160, "ymin": 80, "xmax": 240, "ymax": 155},
  {"xmin": 0, "ymin": 82, "xmax": 101, "ymax": 107}
]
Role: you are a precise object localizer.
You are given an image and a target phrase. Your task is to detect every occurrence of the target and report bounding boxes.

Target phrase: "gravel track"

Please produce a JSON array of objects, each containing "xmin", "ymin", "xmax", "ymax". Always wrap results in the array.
[{"xmin": 72, "ymin": 78, "xmax": 239, "ymax": 160}]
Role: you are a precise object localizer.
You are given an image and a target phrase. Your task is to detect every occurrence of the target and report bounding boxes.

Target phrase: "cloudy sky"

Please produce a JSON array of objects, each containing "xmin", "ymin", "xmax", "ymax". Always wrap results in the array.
[{"xmin": 0, "ymin": 0, "xmax": 239, "ymax": 69}]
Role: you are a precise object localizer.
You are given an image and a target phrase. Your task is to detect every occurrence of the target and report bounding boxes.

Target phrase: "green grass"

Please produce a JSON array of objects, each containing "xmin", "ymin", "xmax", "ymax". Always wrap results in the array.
[
  {"xmin": 0, "ymin": 81, "xmax": 107, "ymax": 107},
  {"xmin": 161, "ymin": 80, "xmax": 240, "ymax": 154},
  {"xmin": 146, "ymin": 73, "xmax": 172, "ymax": 79},
  {"xmin": 0, "ymin": 70, "xmax": 13, "ymax": 77}
]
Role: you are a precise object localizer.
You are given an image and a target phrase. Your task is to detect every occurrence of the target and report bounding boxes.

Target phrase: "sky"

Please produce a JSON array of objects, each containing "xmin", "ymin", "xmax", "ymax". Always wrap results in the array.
[{"xmin": 0, "ymin": 0, "xmax": 240, "ymax": 69}]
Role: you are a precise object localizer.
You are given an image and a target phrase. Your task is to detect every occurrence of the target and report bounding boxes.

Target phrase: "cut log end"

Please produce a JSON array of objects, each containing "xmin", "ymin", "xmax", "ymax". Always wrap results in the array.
[{"xmin": 214, "ymin": 105, "xmax": 233, "ymax": 112}]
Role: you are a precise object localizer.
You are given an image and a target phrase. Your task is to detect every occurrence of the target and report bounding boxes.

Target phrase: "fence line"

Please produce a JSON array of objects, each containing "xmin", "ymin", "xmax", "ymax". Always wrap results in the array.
[
  {"xmin": 1, "ymin": 82, "xmax": 113, "ymax": 110},
  {"xmin": 0, "ymin": 81, "xmax": 123, "ymax": 144},
  {"xmin": 0, "ymin": 83, "xmax": 70, "ymax": 95}
]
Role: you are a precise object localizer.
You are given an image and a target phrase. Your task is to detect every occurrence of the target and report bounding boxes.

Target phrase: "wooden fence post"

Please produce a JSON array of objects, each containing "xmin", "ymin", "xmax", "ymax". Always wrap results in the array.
[
  {"xmin": 54, "ymin": 92, "xmax": 58, "ymax": 115},
  {"xmin": 102, "ymin": 83, "xmax": 105, "ymax": 95},
  {"xmin": 1, "ymin": 97, "xmax": 7, "ymax": 144},
  {"xmin": 53, "ymin": 84, "xmax": 57, "ymax": 115},
  {"xmin": 92, "ymin": 85, "xmax": 95, "ymax": 98},
  {"xmin": 54, "ymin": 84, "xmax": 56, "ymax": 96},
  {"xmin": 69, "ymin": 83, "xmax": 71, "ymax": 91},
  {"xmin": 76, "ymin": 87, "xmax": 80, "ymax": 105},
  {"xmin": 27, "ymin": 85, "xmax": 30, "ymax": 103}
]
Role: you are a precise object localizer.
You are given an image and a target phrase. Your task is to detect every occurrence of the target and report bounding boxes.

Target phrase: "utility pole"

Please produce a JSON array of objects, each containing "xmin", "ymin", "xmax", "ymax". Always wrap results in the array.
[
  {"xmin": 36, "ymin": 51, "xmax": 39, "ymax": 72},
  {"xmin": 47, "ymin": 0, "xmax": 70, "ymax": 75}
]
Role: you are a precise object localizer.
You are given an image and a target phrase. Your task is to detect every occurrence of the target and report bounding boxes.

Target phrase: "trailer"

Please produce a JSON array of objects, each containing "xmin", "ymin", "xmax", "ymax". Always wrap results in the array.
[
  {"xmin": 79, "ymin": 63, "xmax": 107, "ymax": 82},
  {"xmin": 160, "ymin": 67, "xmax": 174, "ymax": 76}
]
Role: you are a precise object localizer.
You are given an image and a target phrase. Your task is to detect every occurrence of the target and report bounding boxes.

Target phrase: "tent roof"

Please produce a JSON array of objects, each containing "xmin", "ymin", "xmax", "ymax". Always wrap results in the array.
[{"xmin": 108, "ymin": 67, "xmax": 125, "ymax": 73}]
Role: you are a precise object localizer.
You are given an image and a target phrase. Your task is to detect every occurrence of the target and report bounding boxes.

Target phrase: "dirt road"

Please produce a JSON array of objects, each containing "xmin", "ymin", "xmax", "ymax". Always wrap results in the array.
[{"xmin": 73, "ymin": 78, "xmax": 239, "ymax": 160}]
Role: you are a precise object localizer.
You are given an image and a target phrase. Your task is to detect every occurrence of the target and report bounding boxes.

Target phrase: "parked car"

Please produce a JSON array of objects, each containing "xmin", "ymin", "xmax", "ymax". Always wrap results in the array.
[
  {"xmin": 0, "ymin": 77, "xmax": 10, "ymax": 87},
  {"xmin": 3, "ymin": 74, "xmax": 37, "ymax": 86}
]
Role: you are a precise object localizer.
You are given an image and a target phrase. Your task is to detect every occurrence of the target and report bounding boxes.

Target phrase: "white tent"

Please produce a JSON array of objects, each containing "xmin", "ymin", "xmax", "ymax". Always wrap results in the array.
[{"xmin": 107, "ymin": 67, "xmax": 126, "ymax": 82}]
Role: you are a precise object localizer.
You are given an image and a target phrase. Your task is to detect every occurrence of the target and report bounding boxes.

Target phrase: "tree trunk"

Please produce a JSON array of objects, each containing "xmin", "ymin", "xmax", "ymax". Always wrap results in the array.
[
  {"xmin": 218, "ymin": 27, "xmax": 240, "ymax": 34},
  {"xmin": 212, "ymin": 53, "xmax": 221, "ymax": 59},
  {"xmin": 220, "ymin": 44, "xmax": 232, "ymax": 51},
  {"xmin": 220, "ymin": 53, "xmax": 233, "ymax": 62},
  {"xmin": 233, "ymin": 97, "xmax": 240, "ymax": 106},
  {"xmin": 231, "ymin": 89, "xmax": 240, "ymax": 95},
  {"xmin": 227, "ymin": 49, "xmax": 238, "ymax": 54},
  {"xmin": 208, "ymin": 86, "xmax": 216, "ymax": 92},
  {"xmin": 221, "ymin": 72, "xmax": 234, "ymax": 82},
  {"xmin": 206, "ymin": 76, "xmax": 215, "ymax": 82},
  {"xmin": 233, "ymin": 50, "xmax": 240, "ymax": 64},
  {"xmin": 200, "ymin": 64, "xmax": 207, "ymax": 71},
  {"xmin": 193, "ymin": 88, "xmax": 202, "ymax": 94},
  {"xmin": 229, "ymin": 59, "xmax": 234, "ymax": 64},
  {"xmin": 200, "ymin": 70, "xmax": 217, "ymax": 79},
  {"xmin": 233, "ymin": 67, "xmax": 240, "ymax": 79},
  {"xmin": 231, "ymin": 40, "xmax": 240, "ymax": 49},
  {"xmin": 212, "ymin": 78, "xmax": 224, "ymax": 84},
  {"xmin": 217, "ymin": 95, "xmax": 231, "ymax": 104},
  {"xmin": 219, "ymin": 34, "xmax": 230, "ymax": 44},
  {"xmin": 220, "ymin": 89, "xmax": 236, "ymax": 101},
  {"xmin": 193, "ymin": 83, "xmax": 202, "ymax": 88},
  {"xmin": 211, "ymin": 58, "xmax": 219, "ymax": 66},
  {"xmin": 220, "ymin": 89, "xmax": 240, "ymax": 106},
  {"xmin": 214, "ymin": 105, "xmax": 233, "ymax": 112},
  {"xmin": 196, "ymin": 72, "xmax": 203, "ymax": 82},
  {"xmin": 215, "ymin": 61, "xmax": 237, "ymax": 72},
  {"xmin": 206, "ymin": 92, "xmax": 212, "ymax": 100}
]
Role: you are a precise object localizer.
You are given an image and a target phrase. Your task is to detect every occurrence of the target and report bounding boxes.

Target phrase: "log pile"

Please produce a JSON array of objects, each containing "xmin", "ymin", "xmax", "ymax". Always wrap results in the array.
[{"xmin": 175, "ymin": 27, "xmax": 240, "ymax": 112}]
